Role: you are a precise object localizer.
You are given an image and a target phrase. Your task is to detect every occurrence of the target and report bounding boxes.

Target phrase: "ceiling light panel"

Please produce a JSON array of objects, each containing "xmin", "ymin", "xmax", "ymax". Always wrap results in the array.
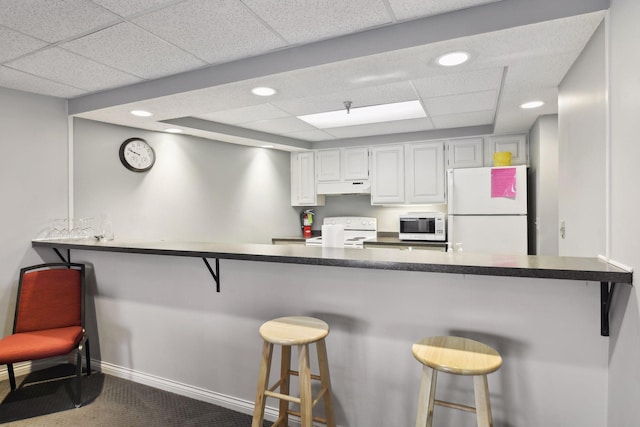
[
  {"xmin": 324, "ymin": 117, "xmax": 434, "ymax": 139},
  {"xmin": 298, "ymin": 100, "xmax": 426, "ymax": 129}
]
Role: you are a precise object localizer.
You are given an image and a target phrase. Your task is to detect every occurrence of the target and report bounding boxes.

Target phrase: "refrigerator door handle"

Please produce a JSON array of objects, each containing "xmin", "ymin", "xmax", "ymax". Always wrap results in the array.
[{"xmin": 447, "ymin": 169, "xmax": 454, "ymax": 215}]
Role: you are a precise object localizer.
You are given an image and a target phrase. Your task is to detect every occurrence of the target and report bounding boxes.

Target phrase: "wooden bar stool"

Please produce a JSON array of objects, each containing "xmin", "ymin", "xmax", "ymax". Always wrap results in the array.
[
  {"xmin": 252, "ymin": 316, "xmax": 336, "ymax": 427},
  {"xmin": 412, "ymin": 336, "xmax": 502, "ymax": 427}
]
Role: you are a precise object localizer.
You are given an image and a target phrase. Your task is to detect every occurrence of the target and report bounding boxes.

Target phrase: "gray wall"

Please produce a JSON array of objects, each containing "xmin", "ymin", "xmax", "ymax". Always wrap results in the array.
[
  {"xmin": 0, "ymin": 87, "xmax": 68, "ymax": 335},
  {"xmin": 528, "ymin": 115, "xmax": 559, "ymax": 255},
  {"xmin": 608, "ymin": 0, "xmax": 640, "ymax": 424},
  {"xmin": 73, "ymin": 118, "xmax": 300, "ymax": 243},
  {"xmin": 558, "ymin": 21, "xmax": 607, "ymax": 257}
]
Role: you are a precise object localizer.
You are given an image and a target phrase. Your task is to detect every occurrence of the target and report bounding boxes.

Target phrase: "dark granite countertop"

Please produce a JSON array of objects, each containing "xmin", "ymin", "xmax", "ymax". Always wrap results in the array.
[{"xmin": 32, "ymin": 239, "xmax": 632, "ymax": 284}]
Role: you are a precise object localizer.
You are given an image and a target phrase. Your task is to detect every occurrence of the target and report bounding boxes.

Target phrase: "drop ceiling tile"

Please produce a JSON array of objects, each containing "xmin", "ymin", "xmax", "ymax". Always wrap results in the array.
[
  {"xmin": 430, "ymin": 110, "xmax": 494, "ymax": 129},
  {"xmin": 91, "ymin": 0, "xmax": 182, "ymax": 17},
  {"xmin": 423, "ymin": 90, "xmax": 497, "ymax": 116},
  {"xmin": 387, "ymin": 0, "xmax": 502, "ymax": 21},
  {"xmin": 284, "ymin": 129, "xmax": 335, "ymax": 142},
  {"xmin": 0, "ymin": 26, "xmax": 48, "ymax": 63},
  {"xmin": 324, "ymin": 117, "xmax": 434, "ymax": 139},
  {"xmin": 240, "ymin": 117, "xmax": 316, "ymax": 134},
  {"xmin": 0, "ymin": 0, "xmax": 121, "ymax": 43},
  {"xmin": 195, "ymin": 103, "xmax": 289, "ymax": 124},
  {"xmin": 0, "ymin": 66, "xmax": 88, "ymax": 98},
  {"xmin": 413, "ymin": 67, "xmax": 503, "ymax": 99},
  {"xmin": 6, "ymin": 47, "xmax": 142, "ymax": 92},
  {"xmin": 272, "ymin": 80, "xmax": 419, "ymax": 116},
  {"xmin": 61, "ymin": 22, "xmax": 206, "ymax": 79},
  {"xmin": 131, "ymin": 0, "xmax": 286, "ymax": 64},
  {"xmin": 242, "ymin": 0, "xmax": 391, "ymax": 45}
]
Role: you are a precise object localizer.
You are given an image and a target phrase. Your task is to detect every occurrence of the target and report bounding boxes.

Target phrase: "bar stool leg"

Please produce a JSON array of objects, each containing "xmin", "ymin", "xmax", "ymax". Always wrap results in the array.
[
  {"xmin": 252, "ymin": 341, "xmax": 273, "ymax": 427},
  {"xmin": 316, "ymin": 338, "xmax": 336, "ymax": 427},
  {"xmin": 415, "ymin": 365, "xmax": 437, "ymax": 427},
  {"xmin": 278, "ymin": 345, "xmax": 292, "ymax": 427},
  {"xmin": 473, "ymin": 375, "xmax": 493, "ymax": 427},
  {"xmin": 298, "ymin": 343, "xmax": 313, "ymax": 427}
]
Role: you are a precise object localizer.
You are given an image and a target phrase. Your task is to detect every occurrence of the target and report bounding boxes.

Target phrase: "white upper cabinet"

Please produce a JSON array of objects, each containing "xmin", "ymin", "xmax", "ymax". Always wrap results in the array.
[
  {"xmin": 485, "ymin": 134, "xmax": 528, "ymax": 166},
  {"xmin": 370, "ymin": 145, "xmax": 405, "ymax": 204},
  {"xmin": 316, "ymin": 147, "xmax": 369, "ymax": 181},
  {"xmin": 405, "ymin": 141, "xmax": 446, "ymax": 204},
  {"xmin": 342, "ymin": 147, "xmax": 369, "ymax": 180},
  {"xmin": 446, "ymin": 137, "xmax": 484, "ymax": 169},
  {"xmin": 291, "ymin": 152, "xmax": 325, "ymax": 206},
  {"xmin": 315, "ymin": 149, "xmax": 341, "ymax": 182}
]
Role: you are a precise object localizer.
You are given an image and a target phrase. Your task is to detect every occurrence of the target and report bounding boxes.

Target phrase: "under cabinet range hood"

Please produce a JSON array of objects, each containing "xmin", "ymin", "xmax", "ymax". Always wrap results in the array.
[{"xmin": 316, "ymin": 180, "xmax": 371, "ymax": 195}]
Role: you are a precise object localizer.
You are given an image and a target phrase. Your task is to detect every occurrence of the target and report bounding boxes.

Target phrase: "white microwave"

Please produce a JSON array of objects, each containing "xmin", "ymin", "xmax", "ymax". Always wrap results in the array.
[{"xmin": 399, "ymin": 213, "xmax": 447, "ymax": 241}]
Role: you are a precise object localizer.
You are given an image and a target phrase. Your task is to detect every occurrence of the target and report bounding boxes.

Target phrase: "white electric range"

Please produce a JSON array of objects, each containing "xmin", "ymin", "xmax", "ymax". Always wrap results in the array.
[{"xmin": 305, "ymin": 216, "xmax": 377, "ymax": 248}]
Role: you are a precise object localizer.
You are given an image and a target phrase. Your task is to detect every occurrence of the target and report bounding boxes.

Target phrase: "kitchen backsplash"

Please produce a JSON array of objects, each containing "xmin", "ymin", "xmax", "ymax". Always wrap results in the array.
[{"xmin": 304, "ymin": 194, "xmax": 447, "ymax": 232}]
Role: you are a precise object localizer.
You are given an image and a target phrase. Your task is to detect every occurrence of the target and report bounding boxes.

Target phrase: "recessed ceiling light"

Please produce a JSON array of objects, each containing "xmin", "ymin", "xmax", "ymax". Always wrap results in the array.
[
  {"xmin": 297, "ymin": 100, "xmax": 426, "ymax": 129},
  {"xmin": 251, "ymin": 87, "xmax": 276, "ymax": 96},
  {"xmin": 261, "ymin": 144, "xmax": 274, "ymax": 148},
  {"xmin": 130, "ymin": 109, "xmax": 153, "ymax": 117},
  {"xmin": 436, "ymin": 51, "xmax": 470, "ymax": 67},
  {"xmin": 165, "ymin": 128, "xmax": 183, "ymax": 133},
  {"xmin": 520, "ymin": 101, "xmax": 545, "ymax": 109}
]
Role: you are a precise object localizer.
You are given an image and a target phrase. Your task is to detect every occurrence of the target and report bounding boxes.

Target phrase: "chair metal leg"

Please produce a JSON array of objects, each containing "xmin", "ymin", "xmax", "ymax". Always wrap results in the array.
[
  {"xmin": 7, "ymin": 364, "xmax": 16, "ymax": 390},
  {"xmin": 85, "ymin": 338, "xmax": 91, "ymax": 376},
  {"xmin": 75, "ymin": 349, "xmax": 83, "ymax": 408}
]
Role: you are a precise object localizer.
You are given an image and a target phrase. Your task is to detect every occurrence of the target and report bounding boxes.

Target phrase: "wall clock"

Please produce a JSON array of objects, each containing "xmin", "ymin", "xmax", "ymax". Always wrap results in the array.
[{"xmin": 119, "ymin": 138, "xmax": 155, "ymax": 172}]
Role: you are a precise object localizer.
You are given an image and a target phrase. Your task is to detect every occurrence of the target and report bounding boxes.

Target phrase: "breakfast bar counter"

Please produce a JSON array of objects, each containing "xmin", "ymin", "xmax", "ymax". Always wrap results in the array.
[{"xmin": 32, "ymin": 239, "xmax": 631, "ymax": 283}]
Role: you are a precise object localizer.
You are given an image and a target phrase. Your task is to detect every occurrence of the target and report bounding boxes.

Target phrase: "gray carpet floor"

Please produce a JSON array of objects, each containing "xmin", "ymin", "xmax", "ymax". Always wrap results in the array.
[{"xmin": 0, "ymin": 364, "xmax": 270, "ymax": 426}]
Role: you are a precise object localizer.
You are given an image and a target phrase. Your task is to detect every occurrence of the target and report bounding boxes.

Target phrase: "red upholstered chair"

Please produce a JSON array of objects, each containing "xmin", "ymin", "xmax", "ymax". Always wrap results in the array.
[{"xmin": 0, "ymin": 263, "xmax": 90, "ymax": 407}]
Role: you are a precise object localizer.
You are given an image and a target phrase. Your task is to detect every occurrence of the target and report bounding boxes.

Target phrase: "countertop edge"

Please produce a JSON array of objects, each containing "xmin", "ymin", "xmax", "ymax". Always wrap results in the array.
[{"xmin": 32, "ymin": 240, "xmax": 633, "ymax": 284}]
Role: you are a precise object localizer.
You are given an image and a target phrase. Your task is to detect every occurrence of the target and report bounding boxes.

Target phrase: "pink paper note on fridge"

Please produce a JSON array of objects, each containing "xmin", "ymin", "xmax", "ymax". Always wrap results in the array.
[{"xmin": 491, "ymin": 167, "xmax": 516, "ymax": 198}]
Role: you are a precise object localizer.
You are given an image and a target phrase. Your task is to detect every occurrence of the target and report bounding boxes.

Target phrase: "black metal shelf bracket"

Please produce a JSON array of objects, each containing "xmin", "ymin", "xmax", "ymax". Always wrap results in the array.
[
  {"xmin": 202, "ymin": 258, "xmax": 220, "ymax": 292},
  {"xmin": 600, "ymin": 281, "xmax": 617, "ymax": 337},
  {"xmin": 53, "ymin": 248, "xmax": 70, "ymax": 263}
]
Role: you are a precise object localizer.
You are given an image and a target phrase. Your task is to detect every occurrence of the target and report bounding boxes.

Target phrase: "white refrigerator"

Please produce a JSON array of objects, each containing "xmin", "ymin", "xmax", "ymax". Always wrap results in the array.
[{"xmin": 447, "ymin": 165, "xmax": 528, "ymax": 255}]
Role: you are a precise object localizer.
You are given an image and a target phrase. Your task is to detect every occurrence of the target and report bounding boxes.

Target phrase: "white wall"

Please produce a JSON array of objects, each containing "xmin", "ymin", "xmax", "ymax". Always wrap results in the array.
[
  {"xmin": 73, "ymin": 118, "xmax": 300, "ymax": 243},
  {"xmin": 558, "ymin": 21, "xmax": 607, "ymax": 257},
  {"xmin": 607, "ymin": 0, "xmax": 640, "ymax": 424},
  {"xmin": 529, "ymin": 115, "xmax": 559, "ymax": 255},
  {"xmin": 0, "ymin": 87, "xmax": 68, "ymax": 334}
]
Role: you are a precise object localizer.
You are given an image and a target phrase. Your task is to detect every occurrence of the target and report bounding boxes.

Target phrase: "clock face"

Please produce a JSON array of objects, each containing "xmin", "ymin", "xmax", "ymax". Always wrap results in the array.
[{"xmin": 119, "ymin": 138, "xmax": 155, "ymax": 172}]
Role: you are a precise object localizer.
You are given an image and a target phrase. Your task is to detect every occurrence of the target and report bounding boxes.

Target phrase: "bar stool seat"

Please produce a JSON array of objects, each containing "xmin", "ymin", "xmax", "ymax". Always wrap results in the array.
[
  {"xmin": 412, "ymin": 336, "xmax": 502, "ymax": 427},
  {"xmin": 252, "ymin": 316, "xmax": 336, "ymax": 427}
]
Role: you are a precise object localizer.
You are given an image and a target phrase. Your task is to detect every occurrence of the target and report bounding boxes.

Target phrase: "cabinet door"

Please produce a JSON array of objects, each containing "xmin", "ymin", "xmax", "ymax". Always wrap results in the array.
[
  {"xmin": 371, "ymin": 145, "xmax": 404, "ymax": 204},
  {"xmin": 291, "ymin": 152, "xmax": 324, "ymax": 206},
  {"xmin": 315, "ymin": 149, "xmax": 341, "ymax": 181},
  {"xmin": 485, "ymin": 134, "xmax": 528, "ymax": 166},
  {"xmin": 342, "ymin": 147, "xmax": 369, "ymax": 180},
  {"xmin": 447, "ymin": 137, "xmax": 484, "ymax": 168},
  {"xmin": 405, "ymin": 141, "xmax": 446, "ymax": 204}
]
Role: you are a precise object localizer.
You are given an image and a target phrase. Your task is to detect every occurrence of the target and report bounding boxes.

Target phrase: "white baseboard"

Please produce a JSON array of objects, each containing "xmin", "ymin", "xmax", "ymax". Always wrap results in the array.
[
  {"xmin": 94, "ymin": 359, "xmax": 281, "ymax": 423},
  {"xmin": 1, "ymin": 358, "xmax": 332, "ymax": 427}
]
